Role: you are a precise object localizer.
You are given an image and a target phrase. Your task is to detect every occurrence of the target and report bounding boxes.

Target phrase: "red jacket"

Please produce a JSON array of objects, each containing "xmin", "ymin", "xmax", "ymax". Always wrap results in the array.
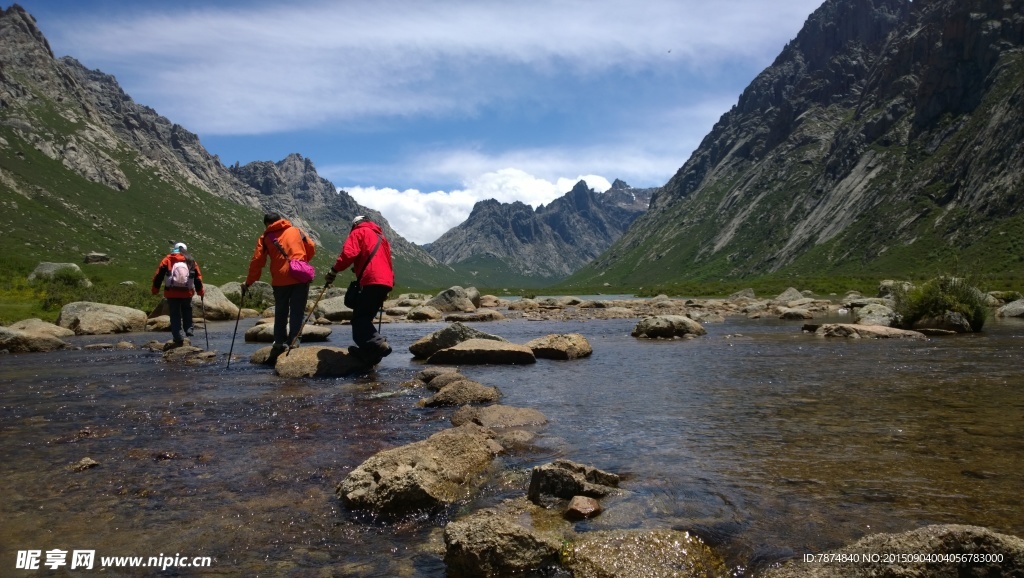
[
  {"xmin": 333, "ymin": 221, "xmax": 394, "ymax": 288},
  {"xmin": 151, "ymin": 253, "xmax": 204, "ymax": 299},
  {"xmin": 245, "ymin": 218, "xmax": 316, "ymax": 287}
]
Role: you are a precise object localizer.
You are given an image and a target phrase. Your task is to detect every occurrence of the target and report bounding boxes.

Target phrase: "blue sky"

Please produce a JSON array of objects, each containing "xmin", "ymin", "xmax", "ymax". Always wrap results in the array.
[{"xmin": 14, "ymin": 0, "xmax": 824, "ymax": 243}]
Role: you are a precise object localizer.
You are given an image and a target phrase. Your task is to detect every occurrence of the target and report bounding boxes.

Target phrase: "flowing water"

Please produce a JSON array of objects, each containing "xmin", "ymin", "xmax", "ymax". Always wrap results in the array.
[{"xmin": 2, "ymin": 314, "xmax": 1023, "ymax": 577}]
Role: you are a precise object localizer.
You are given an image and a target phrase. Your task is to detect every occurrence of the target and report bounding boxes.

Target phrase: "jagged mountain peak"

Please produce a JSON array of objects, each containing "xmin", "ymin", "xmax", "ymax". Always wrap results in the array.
[
  {"xmin": 426, "ymin": 180, "xmax": 653, "ymax": 286},
  {"xmin": 0, "ymin": 6, "xmax": 454, "ymax": 287},
  {"xmin": 567, "ymin": 0, "xmax": 1024, "ymax": 288}
]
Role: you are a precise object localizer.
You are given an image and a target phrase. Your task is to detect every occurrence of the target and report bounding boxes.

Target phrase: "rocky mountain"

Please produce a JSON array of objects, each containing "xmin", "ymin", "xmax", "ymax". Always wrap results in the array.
[
  {"xmin": 564, "ymin": 0, "xmax": 1024, "ymax": 290},
  {"xmin": 0, "ymin": 5, "xmax": 452, "ymax": 287},
  {"xmin": 229, "ymin": 154, "xmax": 451, "ymax": 283},
  {"xmin": 426, "ymin": 179, "xmax": 653, "ymax": 287}
]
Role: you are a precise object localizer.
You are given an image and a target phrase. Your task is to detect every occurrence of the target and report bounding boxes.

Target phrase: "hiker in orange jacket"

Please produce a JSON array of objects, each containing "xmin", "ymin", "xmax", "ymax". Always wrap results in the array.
[
  {"xmin": 151, "ymin": 242, "xmax": 205, "ymax": 345},
  {"xmin": 242, "ymin": 213, "xmax": 316, "ymax": 355},
  {"xmin": 324, "ymin": 216, "xmax": 394, "ymax": 365}
]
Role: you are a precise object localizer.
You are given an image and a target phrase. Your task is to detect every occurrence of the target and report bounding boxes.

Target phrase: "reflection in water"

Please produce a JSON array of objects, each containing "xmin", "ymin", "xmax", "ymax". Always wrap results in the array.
[{"xmin": 1, "ymin": 316, "xmax": 1022, "ymax": 576}]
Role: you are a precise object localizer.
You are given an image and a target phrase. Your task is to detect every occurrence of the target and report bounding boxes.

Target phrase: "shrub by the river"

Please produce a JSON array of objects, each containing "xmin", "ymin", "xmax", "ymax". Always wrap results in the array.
[{"xmin": 892, "ymin": 275, "xmax": 988, "ymax": 332}]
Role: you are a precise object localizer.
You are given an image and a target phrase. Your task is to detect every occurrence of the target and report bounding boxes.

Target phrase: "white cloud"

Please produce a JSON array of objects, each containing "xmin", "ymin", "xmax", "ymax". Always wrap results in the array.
[
  {"xmin": 345, "ymin": 170, "xmax": 613, "ymax": 244},
  {"xmin": 50, "ymin": 0, "xmax": 824, "ymax": 135}
]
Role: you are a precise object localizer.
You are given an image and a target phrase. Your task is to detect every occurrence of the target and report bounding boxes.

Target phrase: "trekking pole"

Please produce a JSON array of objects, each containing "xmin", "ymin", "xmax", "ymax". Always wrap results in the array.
[
  {"xmin": 288, "ymin": 282, "xmax": 331, "ymax": 352},
  {"xmin": 226, "ymin": 288, "xmax": 245, "ymax": 369},
  {"xmin": 200, "ymin": 295, "xmax": 210, "ymax": 350}
]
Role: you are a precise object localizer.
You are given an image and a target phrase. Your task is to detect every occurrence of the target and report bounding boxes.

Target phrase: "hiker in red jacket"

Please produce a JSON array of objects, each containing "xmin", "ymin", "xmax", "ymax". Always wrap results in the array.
[
  {"xmin": 324, "ymin": 216, "xmax": 394, "ymax": 365},
  {"xmin": 151, "ymin": 242, "xmax": 205, "ymax": 345},
  {"xmin": 242, "ymin": 213, "xmax": 316, "ymax": 356}
]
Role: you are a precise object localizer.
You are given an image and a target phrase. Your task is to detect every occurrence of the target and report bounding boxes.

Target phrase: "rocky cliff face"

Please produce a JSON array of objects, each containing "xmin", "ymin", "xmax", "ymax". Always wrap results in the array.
[
  {"xmin": 427, "ymin": 180, "xmax": 652, "ymax": 285},
  {"xmin": 230, "ymin": 154, "xmax": 449, "ymax": 274},
  {"xmin": 0, "ymin": 5, "xmax": 451, "ymax": 286},
  {"xmin": 568, "ymin": 0, "xmax": 1024, "ymax": 288}
]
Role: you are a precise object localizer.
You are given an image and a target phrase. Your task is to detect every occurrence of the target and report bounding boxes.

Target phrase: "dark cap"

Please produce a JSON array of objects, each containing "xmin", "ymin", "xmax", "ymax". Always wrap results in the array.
[{"xmin": 263, "ymin": 212, "xmax": 282, "ymax": 225}]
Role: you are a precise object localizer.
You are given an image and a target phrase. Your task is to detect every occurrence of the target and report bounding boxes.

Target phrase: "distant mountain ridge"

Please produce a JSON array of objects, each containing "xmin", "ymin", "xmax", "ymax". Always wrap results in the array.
[
  {"xmin": 0, "ymin": 5, "xmax": 453, "ymax": 287},
  {"xmin": 426, "ymin": 179, "xmax": 653, "ymax": 287},
  {"xmin": 564, "ymin": 0, "xmax": 1024, "ymax": 290},
  {"xmin": 229, "ymin": 154, "xmax": 451, "ymax": 280}
]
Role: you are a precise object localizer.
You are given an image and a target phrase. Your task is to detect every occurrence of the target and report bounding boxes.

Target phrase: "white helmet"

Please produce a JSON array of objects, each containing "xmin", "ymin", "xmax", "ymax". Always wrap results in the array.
[{"xmin": 172, "ymin": 242, "xmax": 187, "ymax": 253}]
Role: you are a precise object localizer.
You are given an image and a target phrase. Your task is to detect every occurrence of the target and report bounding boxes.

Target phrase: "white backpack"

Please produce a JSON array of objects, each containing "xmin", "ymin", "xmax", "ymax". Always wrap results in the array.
[{"xmin": 165, "ymin": 261, "xmax": 192, "ymax": 289}]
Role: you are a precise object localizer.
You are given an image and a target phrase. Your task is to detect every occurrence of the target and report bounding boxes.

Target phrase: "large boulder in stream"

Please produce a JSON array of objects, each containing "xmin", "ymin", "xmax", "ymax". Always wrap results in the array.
[
  {"xmin": 527, "ymin": 459, "xmax": 620, "ymax": 506},
  {"xmin": 409, "ymin": 321, "xmax": 507, "ymax": 359},
  {"xmin": 0, "ymin": 325, "xmax": 72, "ymax": 353},
  {"xmin": 996, "ymin": 298, "xmax": 1024, "ymax": 318},
  {"xmin": 761, "ymin": 524, "xmax": 1024, "ymax": 578},
  {"xmin": 190, "ymin": 284, "xmax": 238, "ymax": 320},
  {"xmin": 427, "ymin": 338, "xmax": 536, "ymax": 365},
  {"xmin": 8, "ymin": 318, "xmax": 75, "ymax": 339},
  {"xmin": 426, "ymin": 286, "xmax": 478, "ymax": 313},
  {"xmin": 631, "ymin": 315, "xmax": 706, "ymax": 339},
  {"xmin": 271, "ymin": 345, "xmax": 366, "ymax": 378},
  {"xmin": 57, "ymin": 302, "xmax": 147, "ymax": 335},
  {"xmin": 336, "ymin": 423, "xmax": 503, "ymax": 516},
  {"xmin": 524, "ymin": 333, "xmax": 593, "ymax": 359},
  {"xmin": 444, "ymin": 499, "xmax": 566, "ymax": 577}
]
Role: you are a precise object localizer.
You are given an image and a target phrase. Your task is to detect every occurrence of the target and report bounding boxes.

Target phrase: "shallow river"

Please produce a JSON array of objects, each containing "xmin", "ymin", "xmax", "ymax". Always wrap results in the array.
[{"xmin": 2, "ymin": 313, "xmax": 1022, "ymax": 576}]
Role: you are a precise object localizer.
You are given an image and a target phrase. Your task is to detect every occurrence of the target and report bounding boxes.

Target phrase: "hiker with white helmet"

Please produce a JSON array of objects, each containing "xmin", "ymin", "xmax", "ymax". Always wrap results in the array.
[
  {"xmin": 324, "ymin": 215, "xmax": 394, "ymax": 365},
  {"xmin": 151, "ymin": 242, "xmax": 205, "ymax": 346}
]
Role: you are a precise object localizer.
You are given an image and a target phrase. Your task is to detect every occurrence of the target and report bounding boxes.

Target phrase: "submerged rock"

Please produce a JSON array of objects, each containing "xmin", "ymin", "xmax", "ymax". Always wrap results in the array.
[
  {"xmin": 815, "ymin": 324, "xmax": 926, "ymax": 339},
  {"xmin": 451, "ymin": 405, "xmax": 548, "ymax": 429},
  {"xmin": 337, "ymin": 423, "xmax": 503, "ymax": 516},
  {"xmin": 424, "ymin": 370, "xmax": 469, "ymax": 392},
  {"xmin": 421, "ymin": 379, "xmax": 502, "ymax": 407},
  {"xmin": 563, "ymin": 529, "xmax": 727, "ymax": 578},
  {"xmin": 162, "ymin": 344, "xmax": 216, "ymax": 364},
  {"xmin": 444, "ymin": 501, "xmax": 565, "ymax": 577}
]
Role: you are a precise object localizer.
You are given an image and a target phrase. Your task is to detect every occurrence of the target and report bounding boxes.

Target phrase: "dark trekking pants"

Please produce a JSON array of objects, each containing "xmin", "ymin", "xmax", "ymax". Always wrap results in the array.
[
  {"xmin": 167, "ymin": 297, "xmax": 193, "ymax": 342},
  {"xmin": 351, "ymin": 284, "xmax": 390, "ymax": 353},
  {"xmin": 273, "ymin": 283, "xmax": 310, "ymax": 347}
]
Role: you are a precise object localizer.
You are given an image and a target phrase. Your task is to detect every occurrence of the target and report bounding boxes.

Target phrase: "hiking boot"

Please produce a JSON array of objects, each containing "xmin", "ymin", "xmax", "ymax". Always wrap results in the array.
[
  {"xmin": 268, "ymin": 343, "xmax": 288, "ymax": 361},
  {"xmin": 185, "ymin": 328, "xmax": 194, "ymax": 337},
  {"xmin": 378, "ymin": 340, "xmax": 392, "ymax": 358},
  {"xmin": 347, "ymin": 345, "xmax": 377, "ymax": 366}
]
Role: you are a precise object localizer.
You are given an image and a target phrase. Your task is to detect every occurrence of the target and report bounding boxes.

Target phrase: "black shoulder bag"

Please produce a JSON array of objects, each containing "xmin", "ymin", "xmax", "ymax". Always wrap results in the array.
[{"xmin": 344, "ymin": 234, "xmax": 383, "ymax": 309}]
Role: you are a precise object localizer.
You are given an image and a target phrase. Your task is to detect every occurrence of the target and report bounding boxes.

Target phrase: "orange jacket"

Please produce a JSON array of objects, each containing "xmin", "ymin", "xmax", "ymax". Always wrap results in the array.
[
  {"xmin": 245, "ymin": 218, "xmax": 316, "ymax": 287},
  {"xmin": 151, "ymin": 252, "xmax": 204, "ymax": 299}
]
